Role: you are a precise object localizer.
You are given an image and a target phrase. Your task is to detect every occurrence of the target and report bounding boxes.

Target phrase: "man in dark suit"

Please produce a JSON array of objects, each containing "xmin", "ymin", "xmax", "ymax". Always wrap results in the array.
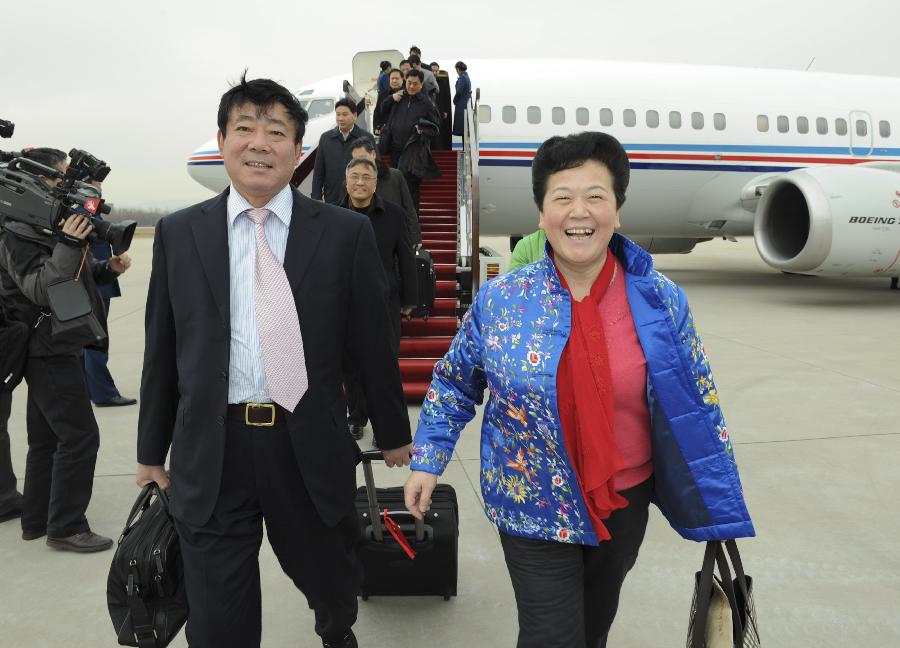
[
  {"xmin": 310, "ymin": 98, "xmax": 372, "ymax": 204},
  {"xmin": 135, "ymin": 74, "xmax": 412, "ymax": 648}
]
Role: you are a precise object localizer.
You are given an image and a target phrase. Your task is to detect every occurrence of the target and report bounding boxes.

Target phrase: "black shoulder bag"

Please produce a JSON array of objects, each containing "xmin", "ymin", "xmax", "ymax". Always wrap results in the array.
[{"xmin": 107, "ymin": 483, "xmax": 187, "ymax": 648}]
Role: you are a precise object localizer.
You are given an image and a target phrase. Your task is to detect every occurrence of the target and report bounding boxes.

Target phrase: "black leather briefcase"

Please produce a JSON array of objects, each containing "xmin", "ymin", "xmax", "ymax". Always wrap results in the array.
[{"xmin": 355, "ymin": 450, "xmax": 458, "ymax": 600}]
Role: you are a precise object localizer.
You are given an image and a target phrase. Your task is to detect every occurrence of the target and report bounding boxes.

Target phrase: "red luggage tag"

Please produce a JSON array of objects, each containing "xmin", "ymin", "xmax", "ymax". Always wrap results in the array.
[{"xmin": 383, "ymin": 509, "xmax": 416, "ymax": 560}]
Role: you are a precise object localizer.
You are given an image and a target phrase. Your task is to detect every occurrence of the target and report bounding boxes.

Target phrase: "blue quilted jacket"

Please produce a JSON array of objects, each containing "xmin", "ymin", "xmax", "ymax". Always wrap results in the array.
[{"xmin": 411, "ymin": 234, "xmax": 755, "ymax": 545}]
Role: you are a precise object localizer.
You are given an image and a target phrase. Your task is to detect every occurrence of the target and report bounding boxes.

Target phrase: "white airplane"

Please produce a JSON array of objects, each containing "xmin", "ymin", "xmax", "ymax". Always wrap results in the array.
[{"xmin": 187, "ymin": 58, "xmax": 900, "ymax": 285}]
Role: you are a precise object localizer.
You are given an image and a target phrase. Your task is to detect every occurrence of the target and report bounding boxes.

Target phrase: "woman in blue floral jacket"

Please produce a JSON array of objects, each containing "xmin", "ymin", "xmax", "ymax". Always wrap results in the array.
[{"xmin": 403, "ymin": 132, "xmax": 754, "ymax": 647}]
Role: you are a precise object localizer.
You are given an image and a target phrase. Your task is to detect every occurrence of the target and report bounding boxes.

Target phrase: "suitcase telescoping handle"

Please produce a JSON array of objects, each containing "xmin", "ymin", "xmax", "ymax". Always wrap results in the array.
[{"xmin": 360, "ymin": 450, "xmax": 424, "ymax": 543}]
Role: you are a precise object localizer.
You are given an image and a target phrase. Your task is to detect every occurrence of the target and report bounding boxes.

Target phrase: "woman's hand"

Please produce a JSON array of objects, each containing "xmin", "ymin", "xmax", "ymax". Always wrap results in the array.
[{"xmin": 404, "ymin": 470, "xmax": 438, "ymax": 520}]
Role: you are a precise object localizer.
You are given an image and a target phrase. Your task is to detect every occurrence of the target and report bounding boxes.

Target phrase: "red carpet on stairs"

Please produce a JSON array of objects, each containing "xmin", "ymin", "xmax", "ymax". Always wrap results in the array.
[{"xmin": 398, "ymin": 150, "xmax": 460, "ymax": 403}]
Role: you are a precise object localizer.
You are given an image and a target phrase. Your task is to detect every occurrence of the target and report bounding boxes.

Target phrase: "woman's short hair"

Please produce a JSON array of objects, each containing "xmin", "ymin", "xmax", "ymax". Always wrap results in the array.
[
  {"xmin": 455, "ymin": 61, "xmax": 467, "ymax": 72},
  {"xmin": 531, "ymin": 132, "xmax": 630, "ymax": 209},
  {"xmin": 379, "ymin": 60, "xmax": 392, "ymax": 71},
  {"xmin": 345, "ymin": 157, "xmax": 377, "ymax": 176}
]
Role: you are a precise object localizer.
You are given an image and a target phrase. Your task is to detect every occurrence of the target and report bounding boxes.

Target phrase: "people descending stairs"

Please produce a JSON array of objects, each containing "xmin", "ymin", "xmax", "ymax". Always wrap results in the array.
[{"xmin": 398, "ymin": 149, "xmax": 460, "ymax": 402}]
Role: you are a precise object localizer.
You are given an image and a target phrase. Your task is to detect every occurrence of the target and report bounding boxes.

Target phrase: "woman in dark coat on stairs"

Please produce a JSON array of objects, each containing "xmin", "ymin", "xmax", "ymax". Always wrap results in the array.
[{"xmin": 452, "ymin": 61, "xmax": 472, "ymax": 137}]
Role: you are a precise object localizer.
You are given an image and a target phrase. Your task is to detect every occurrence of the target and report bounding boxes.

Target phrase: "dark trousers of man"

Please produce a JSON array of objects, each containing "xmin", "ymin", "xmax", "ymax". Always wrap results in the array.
[
  {"xmin": 499, "ymin": 477, "xmax": 653, "ymax": 648},
  {"xmin": 21, "ymin": 354, "xmax": 100, "ymax": 537},
  {"xmin": 83, "ymin": 297, "xmax": 121, "ymax": 403},
  {"xmin": 174, "ymin": 407, "xmax": 361, "ymax": 648},
  {"xmin": 0, "ymin": 389, "xmax": 20, "ymax": 511},
  {"xmin": 345, "ymin": 305, "xmax": 401, "ymax": 427},
  {"xmin": 389, "ymin": 147, "xmax": 423, "ymax": 214}
]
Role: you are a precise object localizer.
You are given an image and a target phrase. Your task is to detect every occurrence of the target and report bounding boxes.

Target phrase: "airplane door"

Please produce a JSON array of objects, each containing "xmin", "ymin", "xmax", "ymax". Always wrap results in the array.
[
  {"xmin": 352, "ymin": 50, "xmax": 404, "ymax": 131},
  {"xmin": 849, "ymin": 110, "xmax": 874, "ymax": 157}
]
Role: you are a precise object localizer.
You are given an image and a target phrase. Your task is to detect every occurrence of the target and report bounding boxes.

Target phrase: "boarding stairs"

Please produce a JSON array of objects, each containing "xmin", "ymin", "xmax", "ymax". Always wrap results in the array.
[{"xmin": 398, "ymin": 150, "xmax": 461, "ymax": 402}]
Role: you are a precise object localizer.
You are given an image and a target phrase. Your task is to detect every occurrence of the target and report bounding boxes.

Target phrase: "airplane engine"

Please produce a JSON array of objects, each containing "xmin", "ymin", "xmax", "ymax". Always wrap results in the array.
[{"xmin": 753, "ymin": 165, "xmax": 900, "ymax": 276}]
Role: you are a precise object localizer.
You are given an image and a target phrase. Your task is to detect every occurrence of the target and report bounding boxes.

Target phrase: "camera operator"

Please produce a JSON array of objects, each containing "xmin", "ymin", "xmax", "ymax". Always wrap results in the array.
[{"xmin": 0, "ymin": 147, "xmax": 131, "ymax": 552}]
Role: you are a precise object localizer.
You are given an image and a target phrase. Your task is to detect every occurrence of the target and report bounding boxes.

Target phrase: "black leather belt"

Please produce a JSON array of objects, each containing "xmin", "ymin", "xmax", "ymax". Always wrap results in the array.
[{"xmin": 227, "ymin": 403, "xmax": 277, "ymax": 426}]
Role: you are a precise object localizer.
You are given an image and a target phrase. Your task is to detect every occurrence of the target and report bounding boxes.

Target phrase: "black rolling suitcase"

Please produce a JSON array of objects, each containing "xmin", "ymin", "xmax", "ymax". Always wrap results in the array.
[
  {"xmin": 408, "ymin": 248, "xmax": 437, "ymax": 319},
  {"xmin": 355, "ymin": 450, "xmax": 458, "ymax": 600}
]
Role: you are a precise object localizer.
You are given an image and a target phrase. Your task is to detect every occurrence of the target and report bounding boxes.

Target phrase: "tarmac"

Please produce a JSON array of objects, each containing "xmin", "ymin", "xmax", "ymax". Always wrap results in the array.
[{"xmin": 1, "ymin": 234, "xmax": 898, "ymax": 648}]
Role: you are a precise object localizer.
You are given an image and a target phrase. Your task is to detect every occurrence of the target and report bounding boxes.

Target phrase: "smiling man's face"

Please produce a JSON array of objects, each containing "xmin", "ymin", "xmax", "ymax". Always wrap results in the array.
[{"xmin": 217, "ymin": 100, "xmax": 302, "ymax": 207}]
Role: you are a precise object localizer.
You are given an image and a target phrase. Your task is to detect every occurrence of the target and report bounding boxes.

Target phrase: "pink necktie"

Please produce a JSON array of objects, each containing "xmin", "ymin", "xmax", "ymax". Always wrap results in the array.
[{"xmin": 246, "ymin": 208, "xmax": 308, "ymax": 412}]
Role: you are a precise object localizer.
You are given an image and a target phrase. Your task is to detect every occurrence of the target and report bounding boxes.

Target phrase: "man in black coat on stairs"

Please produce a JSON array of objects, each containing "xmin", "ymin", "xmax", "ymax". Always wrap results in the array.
[
  {"xmin": 311, "ymin": 98, "xmax": 373, "ymax": 204},
  {"xmin": 340, "ymin": 157, "xmax": 417, "ymax": 440},
  {"xmin": 380, "ymin": 69, "xmax": 440, "ymax": 213}
]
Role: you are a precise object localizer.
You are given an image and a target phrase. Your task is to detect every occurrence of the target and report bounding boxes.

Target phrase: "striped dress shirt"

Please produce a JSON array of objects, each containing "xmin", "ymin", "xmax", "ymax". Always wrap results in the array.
[{"xmin": 226, "ymin": 184, "xmax": 294, "ymax": 404}]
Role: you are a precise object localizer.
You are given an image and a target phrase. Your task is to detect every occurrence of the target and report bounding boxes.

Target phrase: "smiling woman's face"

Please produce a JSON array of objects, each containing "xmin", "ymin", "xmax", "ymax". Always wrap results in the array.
[{"xmin": 539, "ymin": 160, "xmax": 621, "ymax": 276}]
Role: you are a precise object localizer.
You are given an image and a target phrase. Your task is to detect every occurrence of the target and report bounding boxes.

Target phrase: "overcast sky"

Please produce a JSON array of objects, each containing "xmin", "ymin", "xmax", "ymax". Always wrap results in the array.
[{"xmin": 3, "ymin": 0, "xmax": 899, "ymax": 210}]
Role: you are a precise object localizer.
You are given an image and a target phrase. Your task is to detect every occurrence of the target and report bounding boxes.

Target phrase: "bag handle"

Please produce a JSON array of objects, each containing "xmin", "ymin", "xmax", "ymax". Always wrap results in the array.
[
  {"xmin": 359, "ymin": 450, "xmax": 424, "ymax": 544},
  {"xmin": 724, "ymin": 539, "xmax": 758, "ymax": 637},
  {"xmin": 713, "ymin": 542, "xmax": 744, "ymax": 641},
  {"xmin": 121, "ymin": 482, "xmax": 172, "ymax": 540},
  {"xmin": 690, "ymin": 541, "xmax": 718, "ymax": 648}
]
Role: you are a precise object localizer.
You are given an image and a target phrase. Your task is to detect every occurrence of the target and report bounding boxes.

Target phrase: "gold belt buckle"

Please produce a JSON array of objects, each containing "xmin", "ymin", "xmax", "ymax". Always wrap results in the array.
[{"xmin": 245, "ymin": 403, "xmax": 275, "ymax": 427}]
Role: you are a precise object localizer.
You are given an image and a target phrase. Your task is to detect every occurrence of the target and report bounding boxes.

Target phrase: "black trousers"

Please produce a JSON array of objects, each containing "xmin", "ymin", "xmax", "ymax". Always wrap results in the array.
[
  {"xmin": 402, "ymin": 171, "xmax": 422, "ymax": 214},
  {"xmin": 0, "ymin": 389, "xmax": 19, "ymax": 504},
  {"xmin": 345, "ymin": 304, "xmax": 400, "ymax": 427},
  {"xmin": 174, "ymin": 411, "xmax": 361, "ymax": 648},
  {"xmin": 21, "ymin": 354, "xmax": 100, "ymax": 537},
  {"xmin": 499, "ymin": 477, "xmax": 653, "ymax": 648}
]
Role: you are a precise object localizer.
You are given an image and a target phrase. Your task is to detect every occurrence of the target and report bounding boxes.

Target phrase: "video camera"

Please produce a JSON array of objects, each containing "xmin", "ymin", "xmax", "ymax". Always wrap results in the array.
[{"xmin": 0, "ymin": 132, "xmax": 135, "ymax": 254}]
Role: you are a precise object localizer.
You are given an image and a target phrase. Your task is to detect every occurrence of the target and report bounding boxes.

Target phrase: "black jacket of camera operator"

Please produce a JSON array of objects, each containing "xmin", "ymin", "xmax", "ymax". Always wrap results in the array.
[{"xmin": 0, "ymin": 221, "xmax": 119, "ymax": 357}]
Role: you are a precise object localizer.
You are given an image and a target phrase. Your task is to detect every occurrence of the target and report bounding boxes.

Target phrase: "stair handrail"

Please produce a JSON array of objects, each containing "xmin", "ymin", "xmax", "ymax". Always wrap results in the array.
[{"xmin": 458, "ymin": 88, "xmax": 481, "ymax": 294}]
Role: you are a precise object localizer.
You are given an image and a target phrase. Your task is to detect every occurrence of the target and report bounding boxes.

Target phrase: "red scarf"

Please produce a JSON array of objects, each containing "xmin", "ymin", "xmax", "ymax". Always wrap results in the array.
[{"xmin": 555, "ymin": 251, "xmax": 628, "ymax": 541}]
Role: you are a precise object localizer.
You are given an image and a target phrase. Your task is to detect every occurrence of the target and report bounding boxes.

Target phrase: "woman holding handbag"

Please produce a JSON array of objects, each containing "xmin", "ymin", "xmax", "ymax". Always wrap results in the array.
[{"xmin": 404, "ymin": 131, "xmax": 755, "ymax": 647}]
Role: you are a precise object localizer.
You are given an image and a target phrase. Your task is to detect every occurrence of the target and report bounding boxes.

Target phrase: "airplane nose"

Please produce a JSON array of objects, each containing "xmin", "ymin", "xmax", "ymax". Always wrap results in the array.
[{"xmin": 187, "ymin": 137, "xmax": 228, "ymax": 193}]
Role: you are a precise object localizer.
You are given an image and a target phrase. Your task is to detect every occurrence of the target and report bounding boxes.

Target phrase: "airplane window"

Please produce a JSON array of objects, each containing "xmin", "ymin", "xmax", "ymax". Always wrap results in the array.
[
  {"xmin": 646, "ymin": 110, "xmax": 659, "ymax": 128},
  {"xmin": 576, "ymin": 108, "xmax": 590, "ymax": 126},
  {"xmin": 777, "ymin": 116, "xmax": 789, "ymax": 133},
  {"xmin": 624, "ymin": 109, "xmax": 636, "ymax": 127},
  {"xmin": 599, "ymin": 108, "xmax": 614, "ymax": 126},
  {"xmin": 797, "ymin": 116, "xmax": 809, "ymax": 134},
  {"xmin": 503, "ymin": 106, "xmax": 517, "ymax": 124},
  {"xmin": 835, "ymin": 118, "xmax": 847, "ymax": 135},
  {"xmin": 757, "ymin": 115, "xmax": 769, "ymax": 132},
  {"xmin": 816, "ymin": 117, "xmax": 828, "ymax": 135},
  {"xmin": 478, "ymin": 105, "xmax": 492, "ymax": 123},
  {"xmin": 691, "ymin": 112, "xmax": 704, "ymax": 130},
  {"xmin": 856, "ymin": 120, "xmax": 868, "ymax": 136},
  {"xmin": 527, "ymin": 106, "xmax": 541, "ymax": 124},
  {"xmin": 670, "ymin": 111, "xmax": 682, "ymax": 129},
  {"xmin": 880, "ymin": 120, "xmax": 891, "ymax": 138},
  {"xmin": 306, "ymin": 99, "xmax": 335, "ymax": 119},
  {"xmin": 714, "ymin": 113, "xmax": 726, "ymax": 131},
  {"xmin": 552, "ymin": 107, "xmax": 566, "ymax": 125}
]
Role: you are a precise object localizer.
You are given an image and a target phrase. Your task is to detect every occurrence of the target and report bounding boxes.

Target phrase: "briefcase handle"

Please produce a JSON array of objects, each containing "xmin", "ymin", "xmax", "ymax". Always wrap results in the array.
[
  {"xmin": 120, "ymin": 482, "xmax": 172, "ymax": 543},
  {"xmin": 359, "ymin": 450, "xmax": 424, "ymax": 543}
]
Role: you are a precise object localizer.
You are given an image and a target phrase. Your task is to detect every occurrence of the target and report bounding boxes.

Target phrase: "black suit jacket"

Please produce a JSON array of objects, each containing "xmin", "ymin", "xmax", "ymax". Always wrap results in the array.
[{"xmin": 137, "ymin": 188, "xmax": 411, "ymax": 528}]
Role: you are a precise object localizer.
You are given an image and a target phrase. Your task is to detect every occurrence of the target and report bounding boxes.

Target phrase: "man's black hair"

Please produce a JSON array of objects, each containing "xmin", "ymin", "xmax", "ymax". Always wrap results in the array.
[
  {"xmin": 399, "ymin": 59, "xmax": 410, "ymax": 68},
  {"xmin": 409, "ymin": 46, "xmax": 421, "ymax": 56},
  {"xmin": 406, "ymin": 68, "xmax": 425, "ymax": 83},
  {"xmin": 217, "ymin": 71, "xmax": 308, "ymax": 144},
  {"xmin": 22, "ymin": 147, "xmax": 67, "ymax": 171},
  {"xmin": 389, "ymin": 68, "xmax": 404, "ymax": 78},
  {"xmin": 407, "ymin": 54, "xmax": 421, "ymax": 66},
  {"xmin": 379, "ymin": 60, "xmax": 392, "ymax": 71},
  {"xmin": 349, "ymin": 137, "xmax": 376, "ymax": 155},
  {"xmin": 531, "ymin": 132, "xmax": 630, "ymax": 209},
  {"xmin": 334, "ymin": 98, "xmax": 358, "ymax": 115},
  {"xmin": 429, "ymin": 62, "xmax": 440, "ymax": 69}
]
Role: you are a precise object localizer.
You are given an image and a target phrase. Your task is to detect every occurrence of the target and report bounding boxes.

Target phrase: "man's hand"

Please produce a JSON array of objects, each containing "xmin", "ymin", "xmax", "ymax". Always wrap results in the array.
[
  {"xmin": 110, "ymin": 253, "xmax": 132, "ymax": 274},
  {"xmin": 382, "ymin": 442, "xmax": 413, "ymax": 468},
  {"xmin": 392, "ymin": 91, "xmax": 403, "ymax": 102},
  {"xmin": 136, "ymin": 463, "xmax": 171, "ymax": 491},
  {"xmin": 59, "ymin": 214, "xmax": 93, "ymax": 241},
  {"xmin": 404, "ymin": 470, "xmax": 439, "ymax": 520}
]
